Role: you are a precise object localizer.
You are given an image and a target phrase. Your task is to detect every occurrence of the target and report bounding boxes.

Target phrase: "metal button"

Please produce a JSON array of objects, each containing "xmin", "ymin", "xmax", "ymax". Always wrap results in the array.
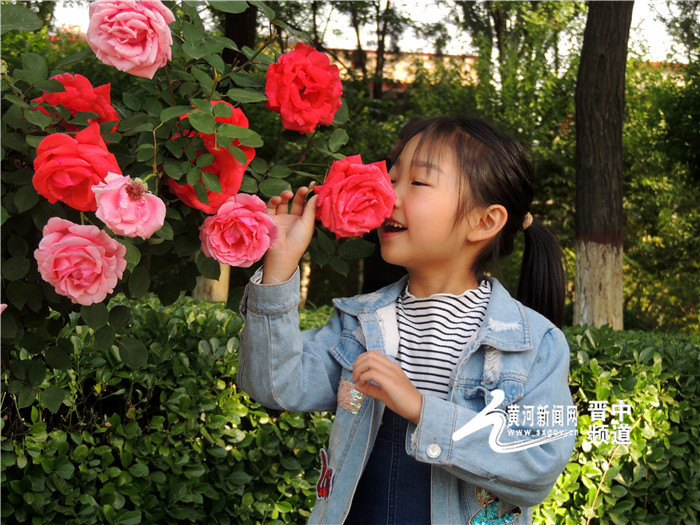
[{"xmin": 426, "ymin": 443, "xmax": 441, "ymax": 459}]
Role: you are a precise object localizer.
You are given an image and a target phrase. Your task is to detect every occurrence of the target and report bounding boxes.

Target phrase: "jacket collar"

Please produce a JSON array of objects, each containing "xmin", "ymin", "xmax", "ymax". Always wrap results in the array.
[{"xmin": 334, "ymin": 276, "xmax": 537, "ymax": 353}]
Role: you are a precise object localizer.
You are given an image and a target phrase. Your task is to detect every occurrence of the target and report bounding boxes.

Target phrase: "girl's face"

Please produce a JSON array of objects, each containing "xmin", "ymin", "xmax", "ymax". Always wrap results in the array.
[{"xmin": 378, "ymin": 136, "xmax": 481, "ymax": 286}]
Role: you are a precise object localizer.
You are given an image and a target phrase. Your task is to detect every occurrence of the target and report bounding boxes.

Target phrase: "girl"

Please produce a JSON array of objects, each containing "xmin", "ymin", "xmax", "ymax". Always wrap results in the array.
[{"xmin": 238, "ymin": 116, "xmax": 576, "ymax": 524}]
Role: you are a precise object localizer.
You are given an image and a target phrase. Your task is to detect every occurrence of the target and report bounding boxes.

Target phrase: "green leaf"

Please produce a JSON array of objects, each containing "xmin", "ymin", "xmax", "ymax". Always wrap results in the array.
[
  {"xmin": 316, "ymin": 229, "xmax": 335, "ymax": 254},
  {"xmin": 328, "ymin": 128, "xmax": 349, "ymax": 152},
  {"xmin": 13, "ymin": 185, "xmax": 39, "ymax": 213},
  {"xmin": 128, "ymin": 266, "xmax": 150, "ymax": 299},
  {"xmin": 328, "ymin": 256, "xmax": 349, "ymax": 276},
  {"xmin": 81, "ymin": 303, "xmax": 109, "ymax": 330},
  {"xmin": 94, "ymin": 325, "xmax": 115, "ymax": 350},
  {"xmin": 225, "ymin": 88, "xmax": 268, "ymax": 103},
  {"xmin": 1, "ymin": 4, "xmax": 42, "ymax": 35},
  {"xmin": 259, "ymin": 178, "xmax": 291, "ymax": 198},
  {"xmin": 44, "ymin": 345, "xmax": 72, "ymax": 371},
  {"xmin": 268, "ymin": 165, "xmax": 292, "ymax": 178},
  {"xmin": 194, "ymin": 181, "xmax": 209, "ymax": 206},
  {"xmin": 53, "ymin": 456, "xmax": 75, "ymax": 480},
  {"xmin": 42, "ymin": 386, "xmax": 66, "ymax": 414},
  {"xmin": 201, "ymin": 171, "xmax": 223, "ymax": 193},
  {"xmin": 118, "ymin": 338, "xmax": 148, "ymax": 369},
  {"xmin": 118, "ymin": 240, "xmax": 141, "ymax": 272},
  {"xmin": 197, "ymin": 255, "xmax": 221, "ymax": 280},
  {"xmin": 188, "ymin": 111, "xmax": 216, "ymax": 135},
  {"xmin": 18, "ymin": 53, "xmax": 48, "ymax": 84},
  {"xmin": 160, "ymin": 106, "xmax": 191, "ymax": 122},
  {"xmin": 27, "ymin": 360, "xmax": 46, "ymax": 386},
  {"xmin": 249, "ymin": 0, "xmax": 275, "ymax": 21},
  {"xmin": 339, "ymin": 238, "xmax": 376, "ymax": 259},
  {"xmin": 217, "ymin": 123, "xmax": 254, "ymax": 140},
  {"xmin": 109, "ymin": 305, "xmax": 131, "ymax": 330},
  {"xmin": 116, "ymin": 510, "xmax": 141, "ymax": 525},
  {"xmin": 127, "ymin": 463, "xmax": 149, "ymax": 478},
  {"xmin": 209, "ymin": 1, "xmax": 249, "ymax": 14},
  {"xmin": 24, "ymin": 107, "xmax": 55, "ymax": 130},
  {"xmin": 17, "ymin": 385, "xmax": 37, "ymax": 409},
  {"xmin": 332, "ymin": 99, "xmax": 349, "ymax": 125}
]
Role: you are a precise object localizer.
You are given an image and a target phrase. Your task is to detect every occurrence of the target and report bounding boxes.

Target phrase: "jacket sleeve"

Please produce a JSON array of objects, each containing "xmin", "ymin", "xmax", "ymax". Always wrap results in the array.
[
  {"xmin": 236, "ymin": 268, "xmax": 343, "ymax": 412},
  {"xmin": 405, "ymin": 327, "xmax": 576, "ymax": 508}
]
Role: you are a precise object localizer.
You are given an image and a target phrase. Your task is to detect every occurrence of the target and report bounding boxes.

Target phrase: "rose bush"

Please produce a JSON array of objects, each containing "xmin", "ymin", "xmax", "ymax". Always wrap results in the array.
[
  {"xmin": 2, "ymin": 2, "xmax": 384, "ymax": 450},
  {"xmin": 93, "ymin": 173, "xmax": 166, "ymax": 238},
  {"xmin": 199, "ymin": 193, "xmax": 278, "ymax": 267},
  {"xmin": 315, "ymin": 154, "xmax": 395, "ymax": 238},
  {"xmin": 265, "ymin": 42, "xmax": 343, "ymax": 134},
  {"xmin": 86, "ymin": 0, "xmax": 175, "ymax": 79},
  {"xmin": 32, "ymin": 122, "xmax": 121, "ymax": 212},
  {"xmin": 34, "ymin": 217, "xmax": 127, "ymax": 306},
  {"xmin": 31, "ymin": 73, "xmax": 119, "ymax": 132}
]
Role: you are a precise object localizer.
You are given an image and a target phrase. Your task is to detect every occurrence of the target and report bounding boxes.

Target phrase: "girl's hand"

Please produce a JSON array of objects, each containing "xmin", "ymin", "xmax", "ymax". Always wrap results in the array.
[
  {"xmin": 352, "ymin": 350, "xmax": 423, "ymax": 424},
  {"xmin": 262, "ymin": 185, "xmax": 318, "ymax": 285}
]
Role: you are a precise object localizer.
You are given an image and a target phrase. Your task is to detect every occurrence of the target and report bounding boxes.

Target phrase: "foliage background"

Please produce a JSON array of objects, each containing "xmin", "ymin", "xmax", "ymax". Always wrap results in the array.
[
  {"xmin": 2, "ymin": 297, "xmax": 698, "ymax": 524},
  {"xmin": 2, "ymin": 1, "xmax": 699, "ymax": 523}
]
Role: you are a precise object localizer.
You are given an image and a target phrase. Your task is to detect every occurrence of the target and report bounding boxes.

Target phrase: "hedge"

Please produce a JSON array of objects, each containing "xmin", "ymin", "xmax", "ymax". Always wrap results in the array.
[{"xmin": 2, "ymin": 295, "xmax": 698, "ymax": 524}]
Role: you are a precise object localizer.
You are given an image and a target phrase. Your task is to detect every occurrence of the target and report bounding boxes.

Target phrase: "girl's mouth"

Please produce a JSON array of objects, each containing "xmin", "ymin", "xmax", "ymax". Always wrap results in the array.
[{"xmin": 381, "ymin": 219, "xmax": 407, "ymax": 233}]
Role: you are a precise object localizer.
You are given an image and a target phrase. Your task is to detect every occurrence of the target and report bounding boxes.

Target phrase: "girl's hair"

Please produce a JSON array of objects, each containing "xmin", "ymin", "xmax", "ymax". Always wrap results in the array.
[{"xmin": 390, "ymin": 116, "xmax": 566, "ymax": 328}]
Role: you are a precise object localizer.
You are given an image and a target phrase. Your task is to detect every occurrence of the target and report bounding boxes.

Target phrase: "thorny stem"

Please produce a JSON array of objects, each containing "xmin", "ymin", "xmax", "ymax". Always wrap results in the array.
[
  {"xmin": 231, "ymin": 29, "xmax": 279, "ymax": 75},
  {"xmin": 164, "ymin": 67, "xmax": 175, "ymax": 106},
  {"xmin": 295, "ymin": 129, "xmax": 319, "ymax": 166},
  {"xmin": 586, "ymin": 414, "xmax": 643, "ymax": 524}
]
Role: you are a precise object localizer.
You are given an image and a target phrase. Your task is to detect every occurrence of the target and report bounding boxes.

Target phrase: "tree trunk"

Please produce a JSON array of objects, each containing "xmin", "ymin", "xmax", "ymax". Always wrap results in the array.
[
  {"xmin": 193, "ymin": 264, "xmax": 230, "ymax": 302},
  {"xmin": 222, "ymin": 6, "xmax": 258, "ymax": 68},
  {"xmin": 372, "ymin": 1, "xmax": 390, "ymax": 100},
  {"xmin": 574, "ymin": 1, "xmax": 634, "ymax": 329}
]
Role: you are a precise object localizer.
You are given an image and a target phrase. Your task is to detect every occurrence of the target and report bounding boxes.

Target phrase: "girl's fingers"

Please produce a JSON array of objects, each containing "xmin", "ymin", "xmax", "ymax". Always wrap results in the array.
[
  {"xmin": 288, "ymin": 186, "xmax": 311, "ymax": 216},
  {"xmin": 267, "ymin": 191, "xmax": 294, "ymax": 215}
]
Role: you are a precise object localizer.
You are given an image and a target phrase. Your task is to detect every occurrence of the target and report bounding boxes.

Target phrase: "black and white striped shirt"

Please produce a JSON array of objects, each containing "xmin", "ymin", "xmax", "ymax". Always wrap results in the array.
[{"xmin": 396, "ymin": 280, "xmax": 491, "ymax": 399}]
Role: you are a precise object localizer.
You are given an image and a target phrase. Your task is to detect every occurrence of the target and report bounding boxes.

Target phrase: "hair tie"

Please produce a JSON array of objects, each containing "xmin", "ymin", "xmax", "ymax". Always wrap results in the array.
[{"xmin": 522, "ymin": 212, "xmax": 533, "ymax": 230}]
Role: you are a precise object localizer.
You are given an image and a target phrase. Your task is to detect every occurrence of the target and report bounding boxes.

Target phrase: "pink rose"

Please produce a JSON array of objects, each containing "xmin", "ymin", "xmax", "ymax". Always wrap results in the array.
[
  {"xmin": 265, "ymin": 42, "xmax": 343, "ymax": 134},
  {"xmin": 0, "ymin": 304, "xmax": 6, "ymax": 315},
  {"xmin": 31, "ymin": 73, "xmax": 120, "ymax": 133},
  {"xmin": 199, "ymin": 194, "xmax": 278, "ymax": 267},
  {"xmin": 33, "ymin": 123, "xmax": 122, "ymax": 212},
  {"xmin": 86, "ymin": 0, "xmax": 175, "ymax": 79},
  {"xmin": 93, "ymin": 173, "xmax": 166, "ymax": 238},
  {"xmin": 314, "ymin": 154, "xmax": 395, "ymax": 238},
  {"xmin": 167, "ymin": 101, "xmax": 256, "ymax": 214},
  {"xmin": 34, "ymin": 217, "xmax": 127, "ymax": 306}
]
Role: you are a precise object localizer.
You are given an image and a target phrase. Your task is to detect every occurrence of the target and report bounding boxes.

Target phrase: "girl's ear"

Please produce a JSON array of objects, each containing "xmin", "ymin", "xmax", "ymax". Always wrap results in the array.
[{"xmin": 466, "ymin": 204, "xmax": 508, "ymax": 242}]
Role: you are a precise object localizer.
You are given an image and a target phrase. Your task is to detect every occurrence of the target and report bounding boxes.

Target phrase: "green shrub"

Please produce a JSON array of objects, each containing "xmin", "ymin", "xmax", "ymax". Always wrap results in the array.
[
  {"xmin": 534, "ymin": 326, "xmax": 700, "ymax": 524},
  {"xmin": 1, "ymin": 295, "xmax": 334, "ymax": 524},
  {"xmin": 2, "ymin": 297, "xmax": 698, "ymax": 524}
]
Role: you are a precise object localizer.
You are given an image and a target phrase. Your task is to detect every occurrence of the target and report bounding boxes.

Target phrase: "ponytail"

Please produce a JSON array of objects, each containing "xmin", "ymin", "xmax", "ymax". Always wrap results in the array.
[{"xmin": 517, "ymin": 218, "xmax": 566, "ymax": 328}]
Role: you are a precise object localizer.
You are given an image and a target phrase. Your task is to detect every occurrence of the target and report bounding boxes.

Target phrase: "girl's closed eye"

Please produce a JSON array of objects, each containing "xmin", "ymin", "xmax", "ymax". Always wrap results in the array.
[{"xmin": 411, "ymin": 180, "xmax": 428, "ymax": 187}]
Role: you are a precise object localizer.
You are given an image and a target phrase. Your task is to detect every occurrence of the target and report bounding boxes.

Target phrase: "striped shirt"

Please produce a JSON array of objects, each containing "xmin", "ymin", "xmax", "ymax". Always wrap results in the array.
[{"xmin": 396, "ymin": 280, "xmax": 491, "ymax": 399}]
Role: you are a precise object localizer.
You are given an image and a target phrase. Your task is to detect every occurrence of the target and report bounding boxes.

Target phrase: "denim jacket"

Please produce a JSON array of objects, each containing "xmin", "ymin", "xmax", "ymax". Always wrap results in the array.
[{"xmin": 238, "ymin": 269, "xmax": 576, "ymax": 524}]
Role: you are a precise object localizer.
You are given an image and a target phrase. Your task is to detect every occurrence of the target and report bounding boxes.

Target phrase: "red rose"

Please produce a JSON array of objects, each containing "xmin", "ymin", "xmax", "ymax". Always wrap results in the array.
[
  {"xmin": 167, "ymin": 101, "xmax": 255, "ymax": 214},
  {"xmin": 33, "ymin": 123, "xmax": 122, "ymax": 212},
  {"xmin": 31, "ymin": 73, "xmax": 119, "ymax": 133},
  {"xmin": 314, "ymin": 154, "xmax": 395, "ymax": 238},
  {"xmin": 265, "ymin": 42, "xmax": 343, "ymax": 134}
]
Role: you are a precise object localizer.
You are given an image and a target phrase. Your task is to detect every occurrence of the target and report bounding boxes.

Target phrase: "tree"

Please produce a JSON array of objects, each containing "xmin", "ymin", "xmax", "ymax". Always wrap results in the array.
[{"xmin": 574, "ymin": 1, "xmax": 634, "ymax": 329}]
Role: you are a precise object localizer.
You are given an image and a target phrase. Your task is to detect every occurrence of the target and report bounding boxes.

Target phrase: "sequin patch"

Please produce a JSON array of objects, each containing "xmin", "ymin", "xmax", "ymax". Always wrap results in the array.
[
  {"xmin": 469, "ymin": 486, "xmax": 518, "ymax": 525},
  {"xmin": 316, "ymin": 449, "xmax": 334, "ymax": 500},
  {"xmin": 337, "ymin": 378, "xmax": 365, "ymax": 414}
]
